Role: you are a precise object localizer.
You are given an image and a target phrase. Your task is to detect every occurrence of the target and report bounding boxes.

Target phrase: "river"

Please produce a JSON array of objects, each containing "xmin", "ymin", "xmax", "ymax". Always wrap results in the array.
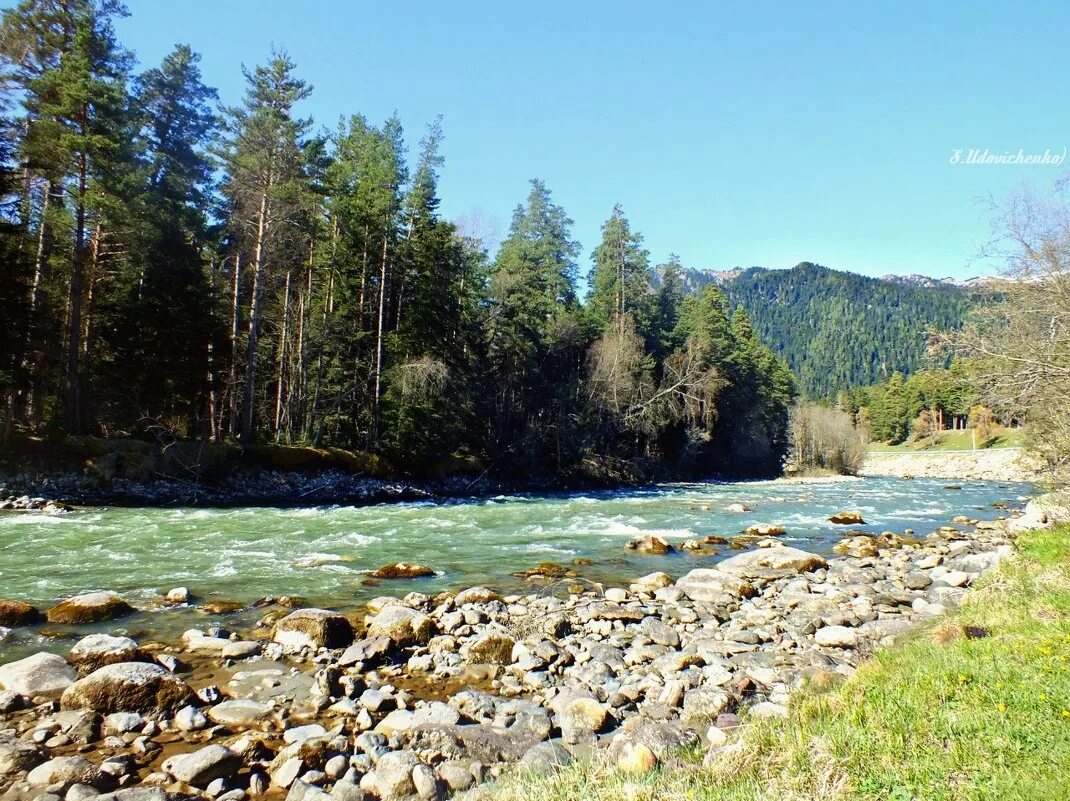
[{"xmin": 0, "ymin": 475, "xmax": 1031, "ymax": 659}]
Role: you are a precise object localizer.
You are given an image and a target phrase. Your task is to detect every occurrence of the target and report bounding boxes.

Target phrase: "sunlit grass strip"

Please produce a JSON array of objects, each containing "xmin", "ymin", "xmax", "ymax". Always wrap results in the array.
[{"xmin": 487, "ymin": 525, "xmax": 1070, "ymax": 801}]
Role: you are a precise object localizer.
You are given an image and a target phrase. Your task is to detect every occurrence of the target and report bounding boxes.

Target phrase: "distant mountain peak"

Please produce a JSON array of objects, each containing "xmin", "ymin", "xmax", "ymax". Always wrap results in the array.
[{"xmin": 882, "ymin": 273, "xmax": 999, "ymax": 289}]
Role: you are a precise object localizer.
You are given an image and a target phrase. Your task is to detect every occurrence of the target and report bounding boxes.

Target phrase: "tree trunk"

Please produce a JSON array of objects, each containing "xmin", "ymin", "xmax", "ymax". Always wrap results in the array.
[
  {"xmin": 228, "ymin": 252, "xmax": 242, "ymax": 438},
  {"xmin": 19, "ymin": 179, "xmax": 54, "ymax": 425},
  {"xmin": 240, "ymin": 190, "xmax": 270, "ymax": 445},
  {"xmin": 372, "ymin": 232, "xmax": 389, "ymax": 444},
  {"xmin": 65, "ymin": 149, "xmax": 88, "ymax": 433},
  {"xmin": 274, "ymin": 268, "xmax": 292, "ymax": 441}
]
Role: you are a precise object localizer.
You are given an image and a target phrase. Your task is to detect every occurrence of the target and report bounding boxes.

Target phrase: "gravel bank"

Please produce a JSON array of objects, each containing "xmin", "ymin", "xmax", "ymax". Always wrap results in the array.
[
  {"xmin": 861, "ymin": 447, "xmax": 1040, "ymax": 482},
  {"xmin": 0, "ymin": 502, "xmax": 1034, "ymax": 801}
]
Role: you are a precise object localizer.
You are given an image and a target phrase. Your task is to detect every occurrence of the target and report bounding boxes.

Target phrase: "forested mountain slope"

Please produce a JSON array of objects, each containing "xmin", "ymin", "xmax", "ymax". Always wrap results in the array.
[{"xmin": 677, "ymin": 262, "xmax": 972, "ymax": 396}]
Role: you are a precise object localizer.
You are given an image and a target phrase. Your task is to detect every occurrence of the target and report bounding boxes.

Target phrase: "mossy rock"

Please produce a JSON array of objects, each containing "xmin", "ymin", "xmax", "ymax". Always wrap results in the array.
[
  {"xmin": 261, "ymin": 446, "xmax": 329, "ymax": 470},
  {"xmin": 323, "ymin": 447, "xmax": 389, "ymax": 476}
]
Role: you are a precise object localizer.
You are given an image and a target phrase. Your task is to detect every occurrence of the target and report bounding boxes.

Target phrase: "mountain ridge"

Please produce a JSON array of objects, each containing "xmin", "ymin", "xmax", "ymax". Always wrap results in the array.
[{"xmin": 670, "ymin": 262, "xmax": 974, "ymax": 397}]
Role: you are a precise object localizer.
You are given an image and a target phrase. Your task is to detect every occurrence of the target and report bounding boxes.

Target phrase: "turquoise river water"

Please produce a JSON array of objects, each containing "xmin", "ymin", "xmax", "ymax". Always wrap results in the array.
[{"xmin": 0, "ymin": 476, "xmax": 1032, "ymax": 659}]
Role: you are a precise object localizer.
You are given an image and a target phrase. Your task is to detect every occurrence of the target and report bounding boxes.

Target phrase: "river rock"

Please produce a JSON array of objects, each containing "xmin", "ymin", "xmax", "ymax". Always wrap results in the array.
[
  {"xmin": 47, "ymin": 591, "xmax": 134, "ymax": 625},
  {"xmin": 272, "ymin": 608, "xmax": 355, "ymax": 650},
  {"xmin": 287, "ymin": 780, "xmax": 331, "ymax": 801},
  {"xmin": 512, "ymin": 562, "xmax": 575, "ymax": 580},
  {"xmin": 462, "ymin": 630, "xmax": 515, "ymax": 665},
  {"xmin": 815, "ymin": 625, "xmax": 858, "ymax": 648},
  {"xmin": 181, "ymin": 629, "xmax": 231, "ymax": 654},
  {"xmin": 165, "ymin": 587, "xmax": 191, "ymax": 605},
  {"xmin": 60, "ymin": 662, "xmax": 195, "ymax": 712},
  {"xmin": 0, "ymin": 733, "xmax": 42, "ymax": 776},
  {"xmin": 0, "ymin": 599, "xmax": 42, "ymax": 627},
  {"xmin": 363, "ymin": 750, "xmax": 418, "ymax": 801},
  {"xmin": 717, "ymin": 546, "xmax": 827, "ymax": 575},
  {"xmin": 27, "ymin": 755, "xmax": 97, "ymax": 787},
  {"xmin": 103, "ymin": 711, "xmax": 144, "ymax": 735},
  {"xmin": 609, "ymin": 720, "xmax": 700, "ymax": 760},
  {"xmin": 629, "ymin": 572, "xmax": 673, "ymax": 592},
  {"xmin": 453, "ymin": 586, "xmax": 501, "ymax": 605},
  {"xmin": 557, "ymin": 696, "xmax": 608, "ymax": 742},
  {"xmin": 222, "ymin": 640, "xmax": 262, "ymax": 659},
  {"xmin": 625, "ymin": 535, "xmax": 673, "ymax": 555},
  {"xmin": 639, "ymin": 616, "xmax": 680, "ymax": 647},
  {"xmin": 165, "ymin": 745, "xmax": 243, "ymax": 786},
  {"xmin": 371, "ymin": 563, "xmax": 436, "ymax": 579},
  {"xmin": 366, "ymin": 606, "xmax": 437, "ymax": 647},
  {"xmin": 520, "ymin": 740, "xmax": 572, "ymax": 770},
  {"xmin": 616, "ymin": 742, "xmax": 657, "ymax": 773},
  {"xmin": 681, "ymin": 688, "xmax": 730, "ymax": 725},
  {"xmin": 833, "ymin": 536, "xmax": 879, "ymax": 558},
  {"xmin": 829, "ymin": 512, "xmax": 865, "ymax": 525},
  {"xmin": 675, "ymin": 568, "xmax": 754, "ymax": 602},
  {"xmin": 70, "ymin": 635, "xmax": 146, "ymax": 673},
  {"xmin": 174, "ymin": 704, "xmax": 208, "ymax": 731},
  {"xmin": 744, "ymin": 524, "xmax": 786, "ymax": 536},
  {"xmin": 0, "ymin": 651, "xmax": 77, "ymax": 699},
  {"xmin": 207, "ymin": 699, "xmax": 272, "ymax": 728}
]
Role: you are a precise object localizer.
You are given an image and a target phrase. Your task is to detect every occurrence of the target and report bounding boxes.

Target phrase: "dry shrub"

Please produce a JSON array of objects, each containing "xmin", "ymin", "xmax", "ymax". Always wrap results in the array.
[{"xmin": 789, "ymin": 402, "xmax": 866, "ymax": 475}]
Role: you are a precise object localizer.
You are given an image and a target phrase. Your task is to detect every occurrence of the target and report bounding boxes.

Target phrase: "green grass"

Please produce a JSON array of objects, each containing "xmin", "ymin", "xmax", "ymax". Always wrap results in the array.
[
  {"xmin": 488, "ymin": 525, "xmax": 1070, "ymax": 801},
  {"xmin": 868, "ymin": 428, "xmax": 1023, "ymax": 453}
]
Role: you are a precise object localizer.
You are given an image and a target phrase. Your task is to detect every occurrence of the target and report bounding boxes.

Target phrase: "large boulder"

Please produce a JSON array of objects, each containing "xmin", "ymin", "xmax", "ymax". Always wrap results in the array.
[
  {"xmin": 716, "ymin": 546, "xmax": 827, "ymax": 576},
  {"xmin": 272, "ymin": 608, "xmax": 354, "ymax": 650},
  {"xmin": 366, "ymin": 605, "xmax": 437, "ymax": 648},
  {"xmin": 0, "ymin": 651, "xmax": 77, "ymax": 699},
  {"xmin": 70, "ymin": 634, "xmax": 147, "ymax": 674},
  {"xmin": 47, "ymin": 591, "xmax": 134, "ymax": 625},
  {"xmin": 0, "ymin": 599, "xmax": 41, "ymax": 627},
  {"xmin": 829, "ymin": 512, "xmax": 865, "ymax": 525},
  {"xmin": 61, "ymin": 662, "xmax": 195, "ymax": 712},
  {"xmin": 675, "ymin": 569, "xmax": 755, "ymax": 602}
]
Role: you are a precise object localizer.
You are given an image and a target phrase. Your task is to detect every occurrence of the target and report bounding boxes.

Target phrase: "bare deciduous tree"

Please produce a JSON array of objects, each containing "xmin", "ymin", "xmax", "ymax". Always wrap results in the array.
[
  {"xmin": 789, "ymin": 402, "xmax": 866, "ymax": 475},
  {"xmin": 945, "ymin": 178, "xmax": 1070, "ymax": 481}
]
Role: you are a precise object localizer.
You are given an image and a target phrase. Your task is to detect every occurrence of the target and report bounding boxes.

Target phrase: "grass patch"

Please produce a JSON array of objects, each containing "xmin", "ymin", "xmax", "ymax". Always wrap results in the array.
[
  {"xmin": 868, "ymin": 429, "xmax": 1022, "ymax": 453},
  {"xmin": 488, "ymin": 525, "xmax": 1070, "ymax": 801}
]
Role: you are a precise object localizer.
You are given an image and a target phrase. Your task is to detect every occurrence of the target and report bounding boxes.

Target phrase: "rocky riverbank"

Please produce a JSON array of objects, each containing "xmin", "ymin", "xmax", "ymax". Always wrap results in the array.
[
  {"xmin": 861, "ymin": 447, "xmax": 1040, "ymax": 482},
  {"xmin": 0, "ymin": 469, "xmax": 491, "ymax": 509},
  {"xmin": 0, "ymin": 502, "xmax": 1035, "ymax": 801}
]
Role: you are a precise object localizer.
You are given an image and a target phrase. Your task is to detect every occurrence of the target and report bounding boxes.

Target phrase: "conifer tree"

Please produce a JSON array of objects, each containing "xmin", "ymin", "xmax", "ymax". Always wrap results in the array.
[
  {"xmin": 219, "ymin": 51, "xmax": 311, "ymax": 444},
  {"xmin": 587, "ymin": 204, "xmax": 651, "ymax": 334}
]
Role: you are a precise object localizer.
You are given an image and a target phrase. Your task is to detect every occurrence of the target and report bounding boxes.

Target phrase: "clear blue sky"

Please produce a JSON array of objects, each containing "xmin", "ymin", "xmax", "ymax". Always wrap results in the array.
[{"xmin": 98, "ymin": 1, "xmax": 1070, "ymax": 277}]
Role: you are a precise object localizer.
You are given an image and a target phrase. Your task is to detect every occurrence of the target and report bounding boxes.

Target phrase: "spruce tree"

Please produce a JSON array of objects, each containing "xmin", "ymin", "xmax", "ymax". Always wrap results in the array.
[
  {"xmin": 218, "ymin": 50, "xmax": 311, "ymax": 444},
  {"xmin": 587, "ymin": 203, "xmax": 652, "ymax": 335}
]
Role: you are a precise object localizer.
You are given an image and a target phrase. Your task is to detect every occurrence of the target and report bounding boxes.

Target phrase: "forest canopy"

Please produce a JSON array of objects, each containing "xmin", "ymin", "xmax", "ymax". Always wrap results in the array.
[{"xmin": 0, "ymin": 0, "xmax": 796, "ymax": 480}]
